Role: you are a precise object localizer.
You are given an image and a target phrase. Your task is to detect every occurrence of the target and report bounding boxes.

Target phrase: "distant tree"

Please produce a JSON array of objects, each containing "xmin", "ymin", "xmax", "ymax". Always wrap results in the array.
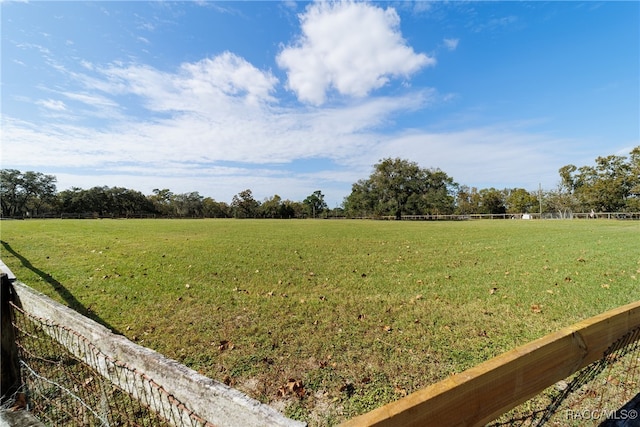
[
  {"xmin": 504, "ymin": 188, "xmax": 537, "ymax": 214},
  {"xmin": 344, "ymin": 159, "xmax": 457, "ymax": 218},
  {"xmin": 57, "ymin": 187, "xmax": 84, "ymax": 213},
  {"xmin": 343, "ymin": 179, "xmax": 377, "ymax": 217},
  {"xmin": 627, "ymin": 146, "xmax": 640, "ymax": 211},
  {"xmin": 371, "ymin": 158, "xmax": 425, "ymax": 219},
  {"xmin": 575, "ymin": 155, "xmax": 630, "ymax": 212},
  {"xmin": 202, "ymin": 197, "xmax": 230, "ymax": 218},
  {"xmin": 172, "ymin": 192, "xmax": 204, "ymax": 217},
  {"xmin": 478, "ymin": 188, "xmax": 506, "ymax": 215},
  {"xmin": 258, "ymin": 194, "xmax": 281, "ymax": 218},
  {"xmin": 419, "ymin": 168, "xmax": 457, "ymax": 214},
  {"xmin": 57, "ymin": 186, "xmax": 154, "ymax": 217},
  {"xmin": 0, "ymin": 169, "xmax": 57, "ymax": 217},
  {"xmin": 148, "ymin": 189, "xmax": 174, "ymax": 216},
  {"xmin": 558, "ymin": 147, "xmax": 639, "ymax": 213},
  {"xmin": 231, "ymin": 189, "xmax": 260, "ymax": 218},
  {"xmin": 454, "ymin": 185, "xmax": 482, "ymax": 215},
  {"xmin": 544, "ymin": 188, "xmax": 578, "ymax": 219},
  {"xmin": 108, "ymin": 187, "xmax": 154, "ymax": 216},
  {"xmin": 303, "ymin": 190, "xmax": 328, "ymax": 218},
  {"xmin": 282, "ymin": 199, "xmax": 304, "ymax": 218}
]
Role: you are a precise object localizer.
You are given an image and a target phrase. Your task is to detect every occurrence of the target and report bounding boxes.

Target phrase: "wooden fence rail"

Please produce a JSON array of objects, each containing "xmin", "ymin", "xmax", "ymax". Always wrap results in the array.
[
  {"xmin": 0, "ymin": 268, "xmax": 304, "ymax": 427},
  {"xmin": 341, "ymin": 300, "xmax": 640, "ymax": 427}
]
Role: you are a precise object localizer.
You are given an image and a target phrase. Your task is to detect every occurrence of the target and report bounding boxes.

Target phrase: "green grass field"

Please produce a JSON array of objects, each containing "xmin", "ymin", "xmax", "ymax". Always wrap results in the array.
[{"xmin": 1, "ymin": 219, "xmax": 639, "ymax": 425}]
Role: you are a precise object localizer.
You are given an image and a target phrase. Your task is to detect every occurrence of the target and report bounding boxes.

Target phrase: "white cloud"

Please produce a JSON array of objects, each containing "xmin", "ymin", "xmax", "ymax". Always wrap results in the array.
[
  {"xmin": 94, "ymin": 52, "xmax": 279, "ymax": 112},
  {"xmin": 443, "ymin": 38, "xmax": 459, "ymax": 51},
  {"xmin": 277, "ymin": 1, "xmax": 434, "ymax": 105},
  {"xmin": 36, "ymin": 99, "xmax": 67, "ymax": 111},
  {"xmin": 62, "ymin": 91, "xmax": 119, "ymax": 108}
]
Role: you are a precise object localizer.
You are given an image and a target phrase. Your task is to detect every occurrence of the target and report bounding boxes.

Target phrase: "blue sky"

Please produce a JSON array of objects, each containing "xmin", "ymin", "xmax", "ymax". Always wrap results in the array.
[{"xmin": 2, "ymin": 1, "xmax": 638, "ymax": 207}]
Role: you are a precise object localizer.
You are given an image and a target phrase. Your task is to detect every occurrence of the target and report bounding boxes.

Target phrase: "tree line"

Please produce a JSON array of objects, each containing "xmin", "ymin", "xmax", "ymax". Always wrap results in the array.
[
  {"xmin": 1, "ymin": 146, "xmax": 638, "ymax": 219},
  {"xmin": 0, "ymin": 172, "xmax": 330, "ymax": 219}
]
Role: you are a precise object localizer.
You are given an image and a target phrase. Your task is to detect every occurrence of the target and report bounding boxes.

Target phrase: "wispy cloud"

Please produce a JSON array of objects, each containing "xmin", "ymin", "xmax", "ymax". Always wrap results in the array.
[
  {"xmin": 443, "ymin": 38, "xmax": 459, "ymax": 51},
  {"xmin": 36, "ymin": 99, "xmax": 67, "ymax": 111},
  {"xmin": 473, "ymin": 15, "xmax": 520, "ymax": 33}
]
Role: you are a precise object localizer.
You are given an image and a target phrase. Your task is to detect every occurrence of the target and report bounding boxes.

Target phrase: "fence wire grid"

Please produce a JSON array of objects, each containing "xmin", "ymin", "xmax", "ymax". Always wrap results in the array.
[
  {"xmin": 488, "ymin": 326, "xmax": 640, "ymax": 427},
  {"xmin": 10, "ymin": 301, "xmax": 214, "ymax": 427}
]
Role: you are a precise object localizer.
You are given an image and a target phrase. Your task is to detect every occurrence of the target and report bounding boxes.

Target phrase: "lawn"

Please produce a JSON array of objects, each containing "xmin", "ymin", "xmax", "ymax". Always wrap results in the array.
[{"xmin": 1, "ymin": 218, "xmax": 638, "ymax": 425}]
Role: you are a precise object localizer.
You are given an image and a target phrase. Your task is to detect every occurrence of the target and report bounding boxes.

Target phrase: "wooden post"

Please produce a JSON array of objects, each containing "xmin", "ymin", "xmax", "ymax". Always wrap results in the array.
[{"xmin": 1, "ymin": 273, "xmax": 22, "ymax": 404}]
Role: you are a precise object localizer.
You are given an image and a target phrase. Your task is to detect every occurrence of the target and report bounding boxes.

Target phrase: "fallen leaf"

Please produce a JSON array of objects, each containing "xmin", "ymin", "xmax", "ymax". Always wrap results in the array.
[
  {"xmin": 218, "ymin": 340, "xmax": 234, "ymax": 351},
  {"xmin": 531, "ymin": 304, "xmax": 542, "ymax": 313},
  {"xmin": 383, "ymin": 325, "xmax": 393, "ymax": 332},
  {"xmin": 489, "ymin": 287, "xmax": 498, "ymax": 295},
  {"xmin": 601, "ymin": 284, "xmax": 610, "ymax": 289},
  {"xmin": 10, "ymin": 393, "xmax": 27, "ymax": 411},
  {"xmin": 278, "ymin": 379, "xmax": 305, "ymax": 398}
]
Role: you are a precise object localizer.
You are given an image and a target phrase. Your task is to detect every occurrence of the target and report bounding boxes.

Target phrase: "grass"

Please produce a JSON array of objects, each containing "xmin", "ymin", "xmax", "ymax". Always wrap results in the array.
[{"xmin": 1, "ymin": 218, "xmax": 639, "ymax": 425}]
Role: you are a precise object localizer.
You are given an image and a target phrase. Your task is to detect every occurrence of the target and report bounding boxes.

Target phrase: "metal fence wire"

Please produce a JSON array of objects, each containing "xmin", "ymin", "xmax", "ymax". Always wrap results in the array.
[
  {"xmin": 488, "ymin": 327, "xmax": 640, "ymax": 426},
  {"xmin": 10, "ymin": 301, "xmax": 214, "ymax": 427}
]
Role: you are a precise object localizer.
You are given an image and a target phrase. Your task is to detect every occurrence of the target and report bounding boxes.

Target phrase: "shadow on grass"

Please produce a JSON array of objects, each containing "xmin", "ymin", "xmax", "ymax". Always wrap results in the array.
[{"xmin": 0, "ymin": 240, "xmax": 121, "ymax": 335}]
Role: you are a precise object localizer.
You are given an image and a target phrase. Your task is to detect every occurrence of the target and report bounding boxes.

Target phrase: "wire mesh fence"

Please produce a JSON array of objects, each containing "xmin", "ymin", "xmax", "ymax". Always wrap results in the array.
[
  {"xmin": 10, "ymin": 301, "xmax": 214, "ymax": 427},
  {"xmin": 488, "ymin": 327, "xmax": 640, "ymax": 426}
]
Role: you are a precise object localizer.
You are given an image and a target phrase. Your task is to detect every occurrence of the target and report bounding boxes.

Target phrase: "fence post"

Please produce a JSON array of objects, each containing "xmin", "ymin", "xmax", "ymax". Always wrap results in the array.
[{"xmin": 1, "ymin": 273, "xmax": 21, "ymax": 404}]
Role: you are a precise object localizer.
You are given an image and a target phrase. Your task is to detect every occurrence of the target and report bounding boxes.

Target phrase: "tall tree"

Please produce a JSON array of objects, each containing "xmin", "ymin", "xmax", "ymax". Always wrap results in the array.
[
  {"xmin": 575, "ymin": 155, "xmax": 630, "ymax": 212},
  {"xmin": 504, "ymin": 188, "xmax": 537, "ymax": 214},
  {"xmin": 344, "ymin": 159, "xmax": 457, "ymax": 218},
  {"xmin": 149, "ymin": 189, "xmax": 174, "ymax": 216},
  {"xmin": 231, "ymin": 189, "xmax": 260, "ymax": 218},
  {"xmin": 172, "ymin": 192, "xmax": 204, "ymax": 217},
  {"xmin": 260, "ymin": 194, "xmax": 284, "ymax": 218},
  {"xmin": 303, "ymin": 190, "xmax": 328, "ymax": 218},
  {"xmin": 372, "ymin": 158, "xmax": 424, "ymax": 219},
  {"xmin": 627, "ymin": 146, "xmax": 640, "ymax": 211},
  {"xmin": 0, "ymin": 169, "xmax": 57, "ymax": 217},
  {"xmin": 478, "ymin": 188, "xmax": 506, "ymax": 215},
  {"xmin": 343, "ymin": 179, "xmax": 377, "ymax": 217},
  {"xmin": 202, "ymin": 197, "xmax": 230, "ymax": 218},
  {"xmin": 455, "ymin": 186, "xmax": 481, "ymax": 215}
]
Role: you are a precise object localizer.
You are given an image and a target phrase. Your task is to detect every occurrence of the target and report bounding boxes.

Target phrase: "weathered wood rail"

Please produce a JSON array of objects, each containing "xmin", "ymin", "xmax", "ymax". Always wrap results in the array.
[
  {"xmin": 341, "ymin": 300, "xmax": 640, "ymax": 427},
  {"xmin": 0, "ymin": 266, "xmax": 304, "ymax": 427}
]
